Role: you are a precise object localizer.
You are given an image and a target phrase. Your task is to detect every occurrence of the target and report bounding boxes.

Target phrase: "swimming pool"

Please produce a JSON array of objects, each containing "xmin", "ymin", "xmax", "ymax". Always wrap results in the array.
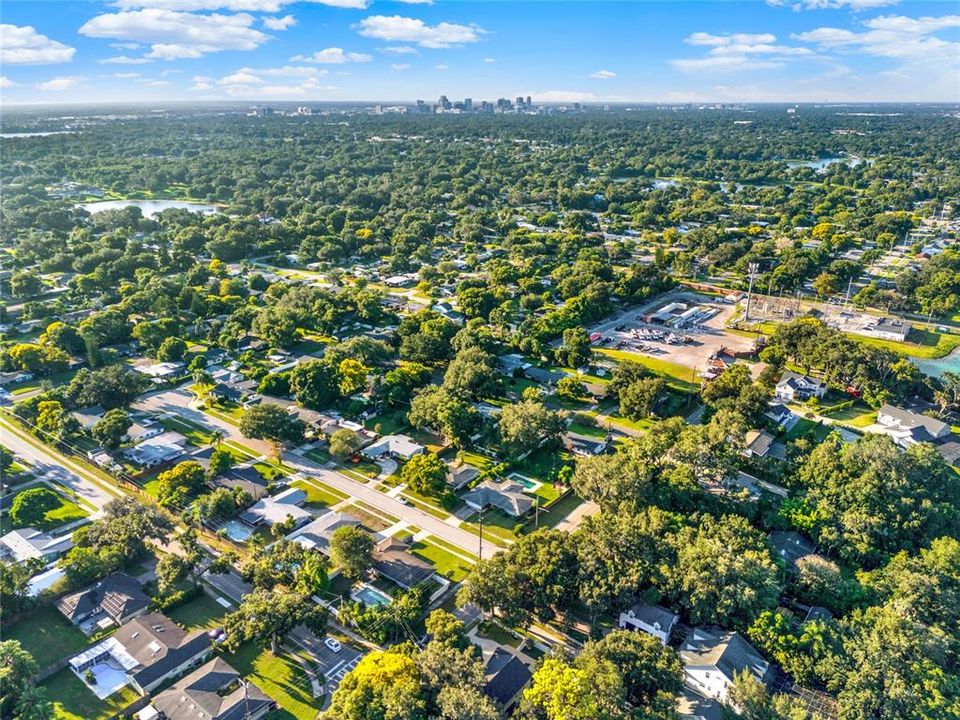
[
  {"xmin": 222, "ymin": 519, "xmax": 254, "ymax": 542},
  {"xmin": 508, "ymin": 473, "xmax": 541, "ymax": 491},
  {"xmin": 351, "ymin": 584, "xmax": 392, "ymax": 607}
]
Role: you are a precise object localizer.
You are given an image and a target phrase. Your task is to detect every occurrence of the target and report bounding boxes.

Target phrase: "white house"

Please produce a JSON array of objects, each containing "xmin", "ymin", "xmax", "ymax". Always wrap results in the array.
[
  {"xmin": 875, "ymin": 404, "xmax": 951, "ymax": 446},
  {"xmin": 680, "ymin": 628, "xmax": 770, "ymax": 703},
  {"xmin": 617, "ymin": 602, "xmax": 678, "ymax": 645},
  {"xmin": 774, "ymin": 372, "xmax": 826, "ymax": 402},
  {"xmin": 362, "ymin": 434, "xmax": 425, "ymax": 461}
]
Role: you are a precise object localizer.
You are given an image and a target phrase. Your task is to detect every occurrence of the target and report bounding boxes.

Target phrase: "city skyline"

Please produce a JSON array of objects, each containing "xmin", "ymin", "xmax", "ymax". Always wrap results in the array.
[{"xmin": 1, "ymin": 1, "xmax": 959, "ymax": 105}]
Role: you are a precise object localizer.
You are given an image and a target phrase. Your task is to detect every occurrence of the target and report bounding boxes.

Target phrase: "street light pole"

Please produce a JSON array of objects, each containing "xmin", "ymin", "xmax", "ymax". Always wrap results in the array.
[{"xmin": 744, "ymin": 262, "xmax": 759, "ymax": 324}]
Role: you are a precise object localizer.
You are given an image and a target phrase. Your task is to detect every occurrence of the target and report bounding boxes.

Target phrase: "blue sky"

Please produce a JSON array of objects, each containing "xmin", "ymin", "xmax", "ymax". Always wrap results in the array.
[{"xmin": 1, "ymin": 0, "xmax": 958, "ymax": 104}]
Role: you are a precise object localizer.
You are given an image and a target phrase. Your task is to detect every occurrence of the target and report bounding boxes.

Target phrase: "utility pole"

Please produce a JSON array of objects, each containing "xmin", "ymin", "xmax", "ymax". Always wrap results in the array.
[
  {"xmin": 534, "ymin": 497, "xmax": 540, "ymax": 530},
  {"xmin": 744, "ymin": 262, "xmax": 759, "ymax": 324}
]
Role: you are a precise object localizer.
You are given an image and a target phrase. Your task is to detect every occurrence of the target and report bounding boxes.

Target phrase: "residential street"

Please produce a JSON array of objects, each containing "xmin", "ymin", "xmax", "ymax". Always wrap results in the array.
[
  {"xmin": 0, "ymin": 413, "xmax": 125, "ymax": 514},
  {"xmin": 136, "ymin": 387, "xmax": 490, "ymax": 558}
]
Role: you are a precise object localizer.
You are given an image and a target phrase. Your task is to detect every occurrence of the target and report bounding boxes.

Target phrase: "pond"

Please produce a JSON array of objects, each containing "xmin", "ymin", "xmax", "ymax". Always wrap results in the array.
[
  {"xmin": 916, "ymin": 347, "xmax": 960, "ymax": 378},
  {"xmin": 785, "ymin": 156, "xmax": 870, "ymax": 173},
  {"xmin": 77, "ymin": 199, "xmax": 222, "ymax": 219}
]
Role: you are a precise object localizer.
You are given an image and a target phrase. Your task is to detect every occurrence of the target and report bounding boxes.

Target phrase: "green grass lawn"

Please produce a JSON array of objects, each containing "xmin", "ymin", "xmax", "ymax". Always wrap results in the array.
[
  {"xmin": 818, "ymin": 403, "xmax": 877, "ymax": 428},
  {"xmin": 44, "ymin": 668, "xmax": 141, "ymax": 720},
  {"xmin": 304, "ymin": 448, "xmax": 332, "ymax": 465},
  {"xmin": 476, "ymin": 620, "xmax": 522, "ymax": 648},
  {"xmin": 410, "ymin": 537, "xmax": 475, "ymax": 581},
  {"xmin": 222, "ymin": 643, "xmax": 323, "ymax": 720},
  {"xmin": 161, "ymin": 417, "xmax": 213, "ymax": 446},
  {"xmin": 364, "ymin": 409, "xmax": 409, "ymax": 436},
  {"xmin": 4, "ymin": 602, "xmax": 90, "ymax": 669},
  {"xmin": 166, "ymin": 591, "xmax": 227, "ymax": 631},
  {"xmin": 847, "ymin": 326, "xmax": 960, "ymax": 359},
  {"xmin": 512, "ymin": 447, "xmax": 573, "ymax": 482},
  {"xmin": 528, "ymin": 492, "xmax": 584, "ymax": 530},
  {"xmin": 595, "ymin": 348, "xmax": 700, "ymax": 391},
  {"xmin": 290, "ymin": 478, "xmax": 348, "ymax": 509},
  {"xmin": 783, "ymin": 417, "xmax": 833, "ymax": 443},
  {"xmin": 0, "ymin": 483, "xmax": 89, "ymax": 533},
  {"xmin": 461, "ymin": 509, "xmax": 518, "ymax": 545}
]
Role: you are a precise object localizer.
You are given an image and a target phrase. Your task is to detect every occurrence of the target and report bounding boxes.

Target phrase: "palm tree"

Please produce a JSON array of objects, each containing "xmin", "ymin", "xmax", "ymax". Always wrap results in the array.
[{"xmin": 211, "ymin": 430, "xmax": 225, "ymax": 447}]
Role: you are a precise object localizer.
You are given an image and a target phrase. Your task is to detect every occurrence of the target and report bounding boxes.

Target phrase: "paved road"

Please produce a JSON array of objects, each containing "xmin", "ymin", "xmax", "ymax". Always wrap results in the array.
[
  {"xmin": 136, "ymin": 388, "xmax": 490, "ymax": 559},
  {"xmin": 0, "ymin": 414, "xmax": 124, "ymax": 514}
]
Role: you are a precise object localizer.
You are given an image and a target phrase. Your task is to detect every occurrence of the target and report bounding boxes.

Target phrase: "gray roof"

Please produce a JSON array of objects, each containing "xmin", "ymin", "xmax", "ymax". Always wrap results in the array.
[
  {"xmin": 289, "ymin": 512, "xmax": 361, "ymax": 554},
  {"xmin": 878, "ymin": 404, "xmax": 950, "ymax": 437},
  {"xmin": 681, "ymin": 628, "xmax": 769, "ymax": 685},
  {"xmin": 461, "ymin": 480, "xmax": 533, "ymax": 517},
  {"xmin": 623, "ymin": 602, "xmax": 678, "ymax": 632},
  {"xmin": 372, "ymin": 537, "xmax": 435, "ymax": 589},
  {"xmin": 113, "ymin": 612, "xmax": 211, "ymax": 689},
  {"xmin": 677, "ymin": 689, "xmax": 724, "ymax": 720},
  {"xmin": 768, "ymin": 531, "xmax": 816, "ymax": 567},
  {"xmin": 55, "ymin": 572, "xmax": 149, "ymax": 623},
  {"xmin": 484, "ymin": 648, "xmax": 532, "ymax": 708},
  {"xmin": 151, "ymin": 657, "xmax": 273, "ymax": 720}
]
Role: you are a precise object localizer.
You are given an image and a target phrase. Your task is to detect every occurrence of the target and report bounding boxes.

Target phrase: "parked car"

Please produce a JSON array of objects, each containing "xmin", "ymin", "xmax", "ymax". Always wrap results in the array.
[{"xmin": 324, "ymin": 637, "xmax": 342, "ymax": 653}]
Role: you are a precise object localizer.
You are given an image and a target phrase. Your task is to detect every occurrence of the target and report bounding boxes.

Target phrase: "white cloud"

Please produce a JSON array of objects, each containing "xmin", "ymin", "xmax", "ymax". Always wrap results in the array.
[
  {"xmin": 112, "ymin": 72, "xmax": 142, "ymax": 78},
  {"xmin": 355, "ymin": 15, "xmax": 484, "ymax": 49},
  {"xmin": 263, "ymin": 15, "xmax": 296, "ymax": 30},
  {"xmin": 390, "ymin": 63, "xmax": 411, "ymax": 71},
  {"xmin": 768, "ymin": 0, "xmax": 898, "ymax": 10},
  {"xmin": 396, "ymin": 0, "xmax": 433, "ymax": 4},
  {"xmin": 220, "ymin": 70, "xmax": 264, "ymax": 85},
  {"xmin": 141, "ymin": 79, "xmax": 171, "ymax": 86},
  {"xmin": 111, "ymin": 0, "xmax": 367, "ymax": 9},
  {"xmin": 792, "ymin": 13, "xmax": 960, "ymax": 63},
  {"xmin": 35, "ymin": 76, "xmax": 83, "ymax": 91},
  {"xmin": 291, "ymin": 47, "xmax": 373, "ymax": 63},
  {"xmin": 674, "ymin": 31, "xmax": 813, "ymax": 73},
  {"xmin": 99, "ymin": 55, "xmax": 155, "ymax": 64},
  {"xmin": 0, "ymin": 24, "xmax": 76, "ymax": 65},
  {"xmin": 379, "ymin": 45, "xmax": 417, "ymax": 54},
  {"xmin": 1, "ymin": 76, "xmax": 19, "ymax": 88},
  {"xmin": 589, "ymin": 69, "xmax": 616, "ymax": 79},
  {"xmin": 110, "ymin": 42, "xmax": 142, "ymax": 50},
  {"xmin": 531, "ymin": 90, "xmax": 595, "ymax": 102},
  {"xmin": 80, "ymin": 9, "xmax": 270, "ymax": 60},
  {"xmin": 192, "ymin": 65, "xmax": 339, "ymax": 96},
  {"xmin": 483, "ymin": 57, "xmax": 495, "ymax": 63},
  {"xmin": 434, "ymin": 63, "xmax": 448, "ymax": 70}
]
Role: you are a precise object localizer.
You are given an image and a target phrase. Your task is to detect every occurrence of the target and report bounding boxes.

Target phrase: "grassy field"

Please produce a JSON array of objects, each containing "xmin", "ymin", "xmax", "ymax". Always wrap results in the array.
[
  {"xmin": 595, "ymin": 347, "xmax": 700, "ymax": 391},
  {"xmin": 512, "ymin": 447, "xmax": 573, "ymax": 482},
  {"xmin": 44, "ymin": 669, "xmax": 141, "ymax": 720},
  {"xmin": 222, "ymin": 643, "xmax": 323, "ymax": 720},
  {"xmin": 5, "ymin": 602, "xmax": 91, "ymax": 668},
  {"xmin": 846, "ymin": 326, "xmax": 960, "ymax": 359},
  {"xmin": 410, "ymin": 537, "xmax": 475, "ymax": 581},
  {"xmin": 166, "ymin": 591, "xmax": 227, "ymax": 631}
]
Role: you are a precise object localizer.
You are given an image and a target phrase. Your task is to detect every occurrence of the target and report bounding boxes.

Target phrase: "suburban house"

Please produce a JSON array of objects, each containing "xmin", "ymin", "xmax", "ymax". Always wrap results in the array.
[
  {"xmin": 462, "ymin": 480, "xmax": 534, "ymax": 518},
  {"xmin": 372, "ymin": 537, "xmax": 436, "ymax": 589},
  {"xmin": 768, "ymin": 531, "xmax": 818, "ymax": 571},
  {"xmin": 483, "ymin": 648, "xmax": 532, "ymax": 712},
  {"xmin": 874, "ymin": 404, "xmax": 951, "ymax": 446},
  {"xmin": 288, "ymin": 511, "xmax": 361, "ymax": 554},
  {"xmin": 71, "ymin": 405, "xmax": 107, "ymax": 431},
  {"xmin": 134, "ymin": 361, "xmax": 186, "ymax": 383},
  {"xmin": 743, "ymin": 429, "xmax": 777, "ymax": 459},
  {"xmin": 680, "ymin": 628, "xmax": 770, "ymax": 703},
  {"xmin": 765, "ymin": 402, "xmax": 794, "ymax": 427},
  {"xmin": 445, "ymin": 461, "xmax": 480, "ymax": 491},
  {"xmin": 125, "ymin": 418, "xmax": 165, "ymax": 443},
  {"xmin": 562, "ymin": 431, "xmax": 612, "ymax": 456},
  {"xmin": 523, "ymin": 366, "xmax": 565, "ymax": 387},
  {"xmin": 617, "ymin": 602, "xmax": 678, "ymax": 645},
  {"xmin": 55, "ymin": 572, "xmax": 150, "ymax": 633},
  {"xmin": 0, "ymin": 527, "xmax": 73, "ymax": 564},
  {"xmin": 123, "ymin": 431, "xmax": 188, "ymax": 468},
  {"xmin": 774, "ymin": 372, "xmax": 826, "ymax": 402},
  {"xmin": 361, "ymin": 434, "xmax": 425, "ymax": 461},
  {"xmin": 144, "ymin": 658, "xmax": 274, "ymax": 720},
  {"xmin": 239, "ymin": 488, "xmax": 312, "ymax": 529},
  {"xmin": 69, "ymin": 613, "xmax": 211, "ymax": 697}
]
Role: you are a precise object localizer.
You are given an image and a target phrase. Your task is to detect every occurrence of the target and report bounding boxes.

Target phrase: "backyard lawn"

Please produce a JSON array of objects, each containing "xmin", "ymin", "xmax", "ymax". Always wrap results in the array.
[
  {"xmin": 410, "ymin": 537, "xmax": 475, "ymax": 582},
  {"xmin": 512, "ymin": 447, "xmax": 573, "ymax": 482},
  {"xmin": 595, "ymin": 347, "xmax": 700, "ymax": 392},
  {"xmin": 44, "ymin": 668, "xmax": 141, "ymax": 720},
  {"xmin": 291, "ymin": 478, "xmax": 348, "ymax": 509},
  {"xmin": 166, "ymin": 591, "xmax": 227, "ymax": 631},
  {"xmin": 5, "ymin": 602, "xmax": 90, "ymax": 668},
  {"xmin": 223, "ymin": 642, "xmax": 323, "ymax": 720}
]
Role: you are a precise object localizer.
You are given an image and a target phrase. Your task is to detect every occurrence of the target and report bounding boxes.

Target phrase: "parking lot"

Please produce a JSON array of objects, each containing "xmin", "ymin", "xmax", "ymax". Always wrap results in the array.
[
  {"xmin": 588, "ymin": 292, "xmax": 755, "ymax": 371},
  {"xmin": 289, "ymin": 624, "xmax": 364, "ymax": 686}
]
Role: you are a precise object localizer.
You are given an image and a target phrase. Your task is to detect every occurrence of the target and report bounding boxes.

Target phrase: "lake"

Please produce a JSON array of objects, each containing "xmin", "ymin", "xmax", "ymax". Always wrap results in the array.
[
  {"xmin": 78, "ymin": 199, "xmax": 222, "ymax": 219},
  {"xmin": 1, "ymin": 131, "xmax": 76, "ymax": 138},
  {"xmin": 785, "ymin": 156, "xmax": 870, "ymax": 172},
  {"xmin": 916, "ymin": 347, "xmax": 960, "ymax": 378}
]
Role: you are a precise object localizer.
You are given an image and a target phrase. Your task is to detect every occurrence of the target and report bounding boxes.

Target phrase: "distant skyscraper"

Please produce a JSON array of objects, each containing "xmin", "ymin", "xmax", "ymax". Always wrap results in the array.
[
  {"xmin": 516, "ymin": 96, "xmax": 524, "ymax": 109},
  {"xmin": 526, "ymin": 96, "xmax": 532, "ymax": 107},
  {"xmin": 439, "ymin": 95, "xmax": 451, "ymax": 110},
  {"xmin": 464, "ymin": 98, "xmax": 473, "ymax": 112}
]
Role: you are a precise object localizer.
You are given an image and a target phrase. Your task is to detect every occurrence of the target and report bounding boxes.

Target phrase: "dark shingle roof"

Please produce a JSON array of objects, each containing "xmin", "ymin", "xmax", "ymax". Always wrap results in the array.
[
  {"xmin": 113, "ymin": 612, "xmax": 211, "ymax": 690},
  {"xmin": 681, "ymin": 628, "xmax": 769, "ymax": 685},
  {"xmin": 372, "ymin": 537, "xmax": 435, "ymax": 589},
  {"xmin": 484, "ymin": 648, "xmax": 532, "ymax": 708},
  {"xmin": 55, "ymin": 572, "xmax": 149, "ymax": 623},
  {"xmin": 151, "ymin": 657, "xmax": 273, "ymax": 720}
]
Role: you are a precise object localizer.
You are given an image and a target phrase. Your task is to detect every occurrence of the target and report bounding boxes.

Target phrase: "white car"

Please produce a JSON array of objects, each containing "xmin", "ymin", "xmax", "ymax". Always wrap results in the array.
[{"xmin": 324, "ymin": 637, "xmax": 342, "ymax": 653}]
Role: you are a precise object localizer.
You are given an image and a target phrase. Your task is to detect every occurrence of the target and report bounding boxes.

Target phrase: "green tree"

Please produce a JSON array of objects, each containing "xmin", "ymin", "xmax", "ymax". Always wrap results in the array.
[
  {"xmin": 329, "ymin": 525, "xmax": 374, "ymax": 581},
  {"xmin": 240, "ymin": 403, "xmax": 305, "ymax": 445},
  {"xmin": 222, "ymin": 589, "xmax": 325, "ymax": 655},
  {"xmin": 401, "ymin": 453, "xmax": 448, "ymax": 498},
  {"xmin": 10, "ymin": 487, "xmax": 60, "ymax": 528},
  {"xmin": 329, "ymin": 429, "xmax": 361, "ymax": 461},
  {"xmin": 0, "ymin": 640, "xmax": 40, "ymax": 718},
  {"xmin": 557, "ymin": 327, "xmax": 592, "ymax": 368},
  {"xmin": 619, "ymin": 377, "xmax": 665, "ymax": 420},
  {"xmin": 289, "ymin": 360, "xmax": 340, "ymax": 409},
  {"xmin": 408, "ymin": 385, "xmax": 479, "ymax": 447},
  {"xmin": 324, "ymin": 650, "xmax": 426, "ymax": 720},
  {"xmin": 156, "ymin": 336, "xmax": 187, "ymax": 362},
  {"xmin": 518, "ymin": 656, "xmax": 629, "ymax": 720},
  {"xmin": 498, "ymin": 400, "xmax": 564, "ymax": 454},
  {"xmin": 91, "ymin": 408, "xmax": 132, "ymax": 450},
  {"xmin": 442, "ymin": 347, "xmax": 499, "ymax": 400},
  {"xmin": 156, "ymin": 461, "xmax": 207, "ymax": 508}
]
